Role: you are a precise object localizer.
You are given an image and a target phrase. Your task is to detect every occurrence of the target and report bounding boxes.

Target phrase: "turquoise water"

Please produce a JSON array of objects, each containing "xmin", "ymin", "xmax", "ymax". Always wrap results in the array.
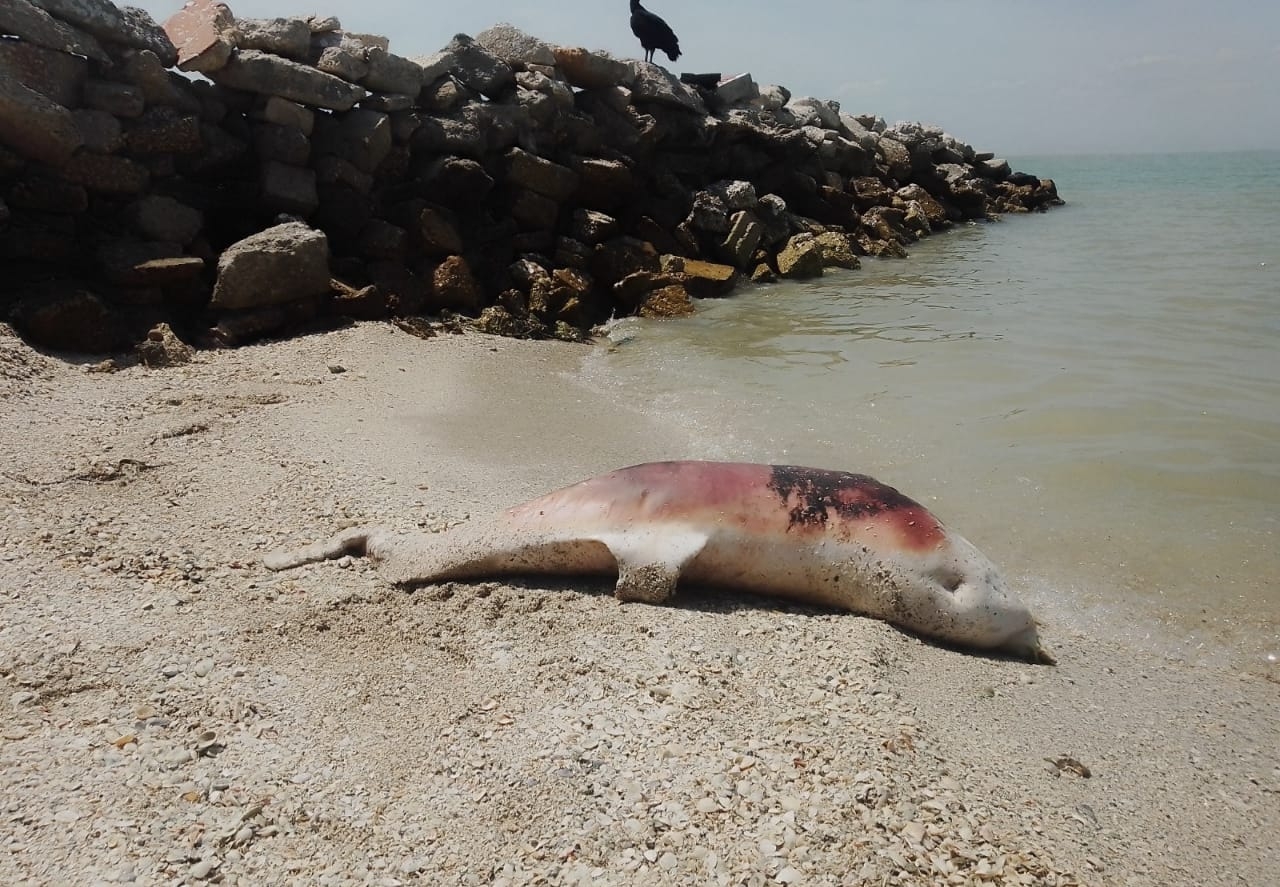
[{"xmin": 579, "ymin": 151, "xmax": 1280, "ymax": 667}]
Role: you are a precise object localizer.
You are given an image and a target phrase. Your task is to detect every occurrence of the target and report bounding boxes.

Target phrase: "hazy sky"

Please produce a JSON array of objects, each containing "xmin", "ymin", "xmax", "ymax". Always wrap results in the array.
[{"xmin": 134, "ymin": 0, "xmax": 1279, "ymax": 156}]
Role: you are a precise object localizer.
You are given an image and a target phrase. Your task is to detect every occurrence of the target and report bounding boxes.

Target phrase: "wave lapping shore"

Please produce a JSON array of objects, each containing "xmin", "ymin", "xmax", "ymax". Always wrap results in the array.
[{"xmin": 2, "ymin": 0, "xmax": 1059, "ymax": 355}]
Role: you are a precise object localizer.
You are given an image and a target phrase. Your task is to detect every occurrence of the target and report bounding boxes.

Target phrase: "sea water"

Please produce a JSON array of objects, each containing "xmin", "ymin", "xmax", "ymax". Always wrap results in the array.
[{"xmin": 578, "ymin": 151, "xmax": 1280, "ymax": 667}]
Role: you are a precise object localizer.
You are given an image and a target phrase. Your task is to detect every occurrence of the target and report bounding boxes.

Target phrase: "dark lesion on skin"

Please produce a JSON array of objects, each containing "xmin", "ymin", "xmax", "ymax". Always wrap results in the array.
[{"xmin": 766, "ymin": 465, "xmax": 927, "ymax": 532}]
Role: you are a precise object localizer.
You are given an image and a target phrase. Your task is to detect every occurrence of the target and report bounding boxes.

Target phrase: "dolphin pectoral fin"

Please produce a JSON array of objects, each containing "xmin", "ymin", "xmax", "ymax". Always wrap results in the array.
[{"xmin": 602, "ymin": 529, "xmax": 709, "ymax": 605}]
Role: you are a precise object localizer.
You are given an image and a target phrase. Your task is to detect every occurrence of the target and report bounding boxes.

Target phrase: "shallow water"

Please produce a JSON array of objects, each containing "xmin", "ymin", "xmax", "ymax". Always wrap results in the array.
[{"xmin": 576, "ymin": 151, "xmax": 1280, "ymax": 668}]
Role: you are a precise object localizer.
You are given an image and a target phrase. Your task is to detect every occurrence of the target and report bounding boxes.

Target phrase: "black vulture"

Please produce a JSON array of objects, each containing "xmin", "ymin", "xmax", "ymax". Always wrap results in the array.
[{"xmin": 630, "ymin": 0, "xmax": 681, "ymax": 64}]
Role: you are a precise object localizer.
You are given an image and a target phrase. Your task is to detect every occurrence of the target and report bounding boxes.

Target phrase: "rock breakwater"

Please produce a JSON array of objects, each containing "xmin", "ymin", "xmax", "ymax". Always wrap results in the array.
[{"xmin": 0, "ymin": 0, "xmax": 1062, "ymax": 355}]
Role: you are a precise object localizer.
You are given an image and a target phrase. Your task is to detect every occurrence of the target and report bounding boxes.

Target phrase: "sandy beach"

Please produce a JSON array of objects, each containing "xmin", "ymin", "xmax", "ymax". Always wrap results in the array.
[{"xmin": 1, "ymin": 321, "xmax": 1276, "ymax": 886}]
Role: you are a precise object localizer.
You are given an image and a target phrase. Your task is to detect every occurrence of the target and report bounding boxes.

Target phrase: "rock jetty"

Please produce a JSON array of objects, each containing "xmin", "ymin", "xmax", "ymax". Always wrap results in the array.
[{"xmin": 0, "ymin": 0, "xmax": 1063, "ymax": 354}]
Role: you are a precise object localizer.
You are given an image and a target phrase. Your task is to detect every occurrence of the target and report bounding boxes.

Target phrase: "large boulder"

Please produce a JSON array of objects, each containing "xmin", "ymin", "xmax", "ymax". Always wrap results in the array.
[
  {"xmin": 475, "ymin": 23, "xmax": 556, "ymax": 67},
  {"xmin": 505, "ymin": 147, "xmax": 578, "ymax": 201},
  {"xmin": 211, "ymin": 222, "xmax": 330, "ymax": 310},
  {"xmin": 630, "ymin": 63, "xmax": 706, "ymax": 113},
  {"xmin": 131, "ymin": 194, "xmax": 203, "ymax": 244},
  {"xmin": 12, "ymin": 282, "xmax": 130, "ymax": 352},
  {"xmin": 430, "ymin": 255, "xmax": 483, "ymax": 313},
  {"xmin": 236, "ymin": 17, "xmax": 311, "ymax": 61},
  {"xmin": 0, "ymin": 39, "xmax": 88, "ymax": 107},
  {"xmin": 444, "ymin": 34, "xmax": 514, "ymax": 98},
  {"xmin": 210, "ymin": 49, "xmax": 368, "ymax": 111},
  {"xmin": 363, "ymin": 48, "xmax": 425, "ymax": 96},
  {"xmin": 2, "ymin": 0, "xmax": 110, "ymax": 64},
  {"xmin": 552, "ymin": 46, "xmax": 632, "ymax": 90},
  {"xmin": 775, "ymin": 233, "xmax": 825, "ymax": 279},
  {"xmin": 0, "ymin": 76, "xmax": 82, "ymax": 164},
  {"xmin": 31, "ymin": 0, "xmax": 176, "ymax": 64}
]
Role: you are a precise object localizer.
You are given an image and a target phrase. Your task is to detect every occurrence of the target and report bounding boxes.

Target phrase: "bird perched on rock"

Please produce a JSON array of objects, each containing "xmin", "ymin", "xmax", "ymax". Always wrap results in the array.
[{"xmin": 630, "ymin": 0, "xmax": 681, "ymax": 64}]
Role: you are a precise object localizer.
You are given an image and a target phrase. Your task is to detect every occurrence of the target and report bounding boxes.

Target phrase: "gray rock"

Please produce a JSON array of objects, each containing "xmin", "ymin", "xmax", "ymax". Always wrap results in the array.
[
  {"xmin": 32, "ymin": 0, "xmax": 175, "ymax": 63},
  {"xmin": 315, "ymin": 154, "xmax": 372, "ymax": 192},
  {"xmin": 162, "ymin": 0, "xmax": 236, "ymax": 74},
  {"xmin": 756, "ymin": 193, "xmax": 790, "ymax": 246},
  {"xmin": 688, "ymin": 191, "xmax": 729, "ymax": 234},
  {"xmin": 253, "ymin": 122, "xmax": 310, "ymax": 165},
  {"xmin": 411, "ymin": 114, "xmax": 483, "ymax": 159},
  {"xmin": 552, "ymin": 46, "xmax": 632, "ymax": 90},
  {"xmin": 183, "ymin": 121, "xmax": 246, "ymax": 172},
  {"xmin": 0, "ymin": 37, "xmax": 88, "ymax": 107},
  {"xmin": 572, "ymin": 157, "xmax": 638, "ymax": 209},
  {"xmin": 360, "ymin": 93, "xmax": 414, "ymax": 112},
  {"xmin": 445, "ymin": 34, "xmax": 514, "ymax": 98},
  {"xmin": 413, "ymin": 50, "xmax": 456, "ymax": 86},
  {"xmin": 82, "ymin": 80, "xmax": 144, "ymax": 118},
  {"xmin": 211, "ymin": 222, "xmax": 330, "ymax": 309},
  {"xmin": 12, "ymin": 283, "xmax": 128, "ymax": 352},
  {"xmin": 60, "ymin": 152, "xmax": 149, "ymax": 193},
  {"xmin": 0, "ymin": 0, "xmax": 110, "ymax": 64},
  {"xmin": 721, "ymin": 209, "xmax": 757, "ymax": 266},
  {"xmin": 259, "ymin": 162, "xmax": 319, "ymax": 215},
  {"xmin": 709, "ymin": 180, "xmax": 758, "ymax": 211},
  {"xmin": 314, "ymin": 109, "xmax": 390, "ymax": 173},
  {"xmin": 71, "ymin": 109, "xmax": 123, "ymax": 153},
  {"xmin": 363, "ymin": 48, "xmax": 424, "ymax": 96},
  {"xmin": 475, "ymin": 23, "xmax": 556, "ymax": 67},
  {"xmin": 516, "ymin": 70, "xmax": 574, "ymax": 111},
  {"xmin": 420, "ymin": 77, "xmax": 470, "ymax": 113},
  {"xmin": 837, "ymin": 113, "xmax": 879, "ymax": 153},
  {"xmin": 121, "ymin": 50, "xmax": 200, "ymax": 111},
  {"xmin": 418, "ymin": 204, "xmax": 464, "ymax": 255},
  {"xmin": 132, "ymin": 195, "xmax": 203, "ymax": 244},
  {"xmin": 505, "ymin": 147, "xmax": 577, "ymax": 201},
  {"xmin": 389, "ymin": 109, "xmax": 423, "ymax": 142},
  {"xmin": 306, "ymin": 14, "xmax": 340, "ymax": 33},
  {"xmin": 754, "ymin": 84, "xmax": 790, "ymax": 112},
  {"xmin": 510, "ymin": 188, "xmax": 559, "ymax": 230},
  {"xmin": 124, "ymin": 109, "xmax": 202, "ymax": 154},
  {"xmin": 570, "ymin": 209, "xmax": 618, "ymax": 245},
  {"xmin": 630, "ymin": 64, "xmax": 706, "ymax": 113},
  {"xmin": 512, "ymin": 85, "xmax": 556, "ymax": 127},
  {"xmin": 357, "ymin": 219, "xmax": 407, "ymax": 260},
  {"xmin": 876, "ymin": 136, "xmax": 911, "ymax": 180},
  {"xmin": 787, "ymin": 96, "xmax": 841, "ymax": 129},
  {"xmin": 0, "ymin": 77, "xmax": 82, "ymax": 164},
  {"xmin": 256, "ymin": 96, "xmax": 315, "ymax": 136},
  {"xmin": 975, "ymin": 157, "xmax": 1011, "ymax": 180},
  {"xmin": 117, "ymin": 6, "xmax": 178, "ymax": 66},
  {"xmin": 237, "ymin": 18, "xmax": 312, "ymax": 61},
  {"xmin": 473, "ymin": 102, "xmax": 532, "ymax": 153},
  {"xmin": 95, "ymin": 238, "xmax": 182, "ymax": 285},
  {"xmin": 314, "ymin": 46, "xmax": 369, "ymax": 83},
  {"xmin": 339, "ymin": 31, "xmax": 388, "ymax": 52},
  {"xmin": 28, "ymin": 0, "xmax": 123, "ymax": 42},
  {"xmin": 210, "ymin": 50, "xmax": 368, "ymax": 111},
  {"xmin": 7, "ymin": 173, "xmax": 88, "ymax": 213},
  {"xmin": 716, "ymin": 73, "xmax": 758, "ymax": 107}
]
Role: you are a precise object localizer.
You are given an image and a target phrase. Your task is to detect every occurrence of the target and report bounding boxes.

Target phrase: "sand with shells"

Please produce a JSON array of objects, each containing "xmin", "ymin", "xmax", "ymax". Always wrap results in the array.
[{"xmin": 1, "ymin": 322, "xmax": 1276, "ymax": 886}]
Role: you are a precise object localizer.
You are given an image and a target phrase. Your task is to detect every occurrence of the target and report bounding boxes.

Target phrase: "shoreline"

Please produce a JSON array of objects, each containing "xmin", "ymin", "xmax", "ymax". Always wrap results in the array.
[{"xmin": 2, "ymin": 322, "xmax": 1277, "ymax": 885}]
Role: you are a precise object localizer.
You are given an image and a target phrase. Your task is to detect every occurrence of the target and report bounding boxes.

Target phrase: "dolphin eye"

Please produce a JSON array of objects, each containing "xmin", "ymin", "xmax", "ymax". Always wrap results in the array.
[{"xmin": 930, "ymin": 567, "xmax": 964, "ymax": 593}]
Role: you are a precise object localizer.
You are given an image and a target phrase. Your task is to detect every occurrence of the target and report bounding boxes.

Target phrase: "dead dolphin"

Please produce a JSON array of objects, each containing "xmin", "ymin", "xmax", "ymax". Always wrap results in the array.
[{"xmin": 264, "ymin": 461, "xmax": 1053, "ymax": 662}]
